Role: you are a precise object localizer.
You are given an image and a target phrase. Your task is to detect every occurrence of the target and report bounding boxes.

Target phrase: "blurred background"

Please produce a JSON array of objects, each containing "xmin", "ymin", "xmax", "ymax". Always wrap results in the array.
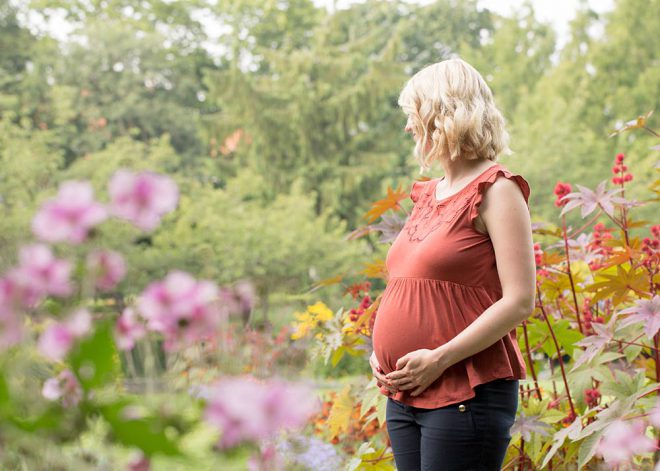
[
  {"xmin": 0, "ymin": 0, "xmax": 658, "ymax": 468},
  {"xmin": 2, "ymin": 0, "xmax": 656, "ymax": 326}
]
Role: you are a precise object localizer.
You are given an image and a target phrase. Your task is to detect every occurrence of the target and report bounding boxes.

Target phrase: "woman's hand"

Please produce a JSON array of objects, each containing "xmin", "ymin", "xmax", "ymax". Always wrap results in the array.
[
  {"xmin": 370, "ymin": 351, "xmax": 398, "ymax": 394},
  {"xmin": 384, "ymin": 348, "xmax": 450, "ymax": 397}
]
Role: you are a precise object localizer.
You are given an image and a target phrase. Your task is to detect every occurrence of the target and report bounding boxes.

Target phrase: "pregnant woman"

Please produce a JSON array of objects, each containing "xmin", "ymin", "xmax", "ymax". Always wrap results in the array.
[{"xmin": 370, "ymin": 58, "xmax": 536, "ymax": 470}]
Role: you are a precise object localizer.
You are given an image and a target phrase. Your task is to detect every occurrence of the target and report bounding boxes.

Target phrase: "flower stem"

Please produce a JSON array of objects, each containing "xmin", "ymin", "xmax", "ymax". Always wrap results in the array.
[
  {"xmin": 522, "ymin": 318, "xmax": 542, "ymax": 400},
  {"xmin": 537, "ymin": 282, "xmax": 576, "ymax": 417},
  {"xmin": 566, "ymin": 212, "xmax": 602, "ymax": 239},
  {"xmin": 561, "ymin": 215, "xmax": 584, "ymax": 334}
]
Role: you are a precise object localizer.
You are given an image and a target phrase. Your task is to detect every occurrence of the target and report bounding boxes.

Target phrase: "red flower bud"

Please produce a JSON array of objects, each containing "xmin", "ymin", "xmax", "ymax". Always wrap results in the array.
[{"xmin": 553, "ymin": 182, "xmax": 572, "ymax": 207}]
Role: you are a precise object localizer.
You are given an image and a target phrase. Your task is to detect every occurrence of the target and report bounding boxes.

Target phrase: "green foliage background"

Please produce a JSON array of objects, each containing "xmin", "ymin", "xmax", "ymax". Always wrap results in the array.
[{"xmin": 0, "ymin": 0, "xmax": 657, "ymax": 364}]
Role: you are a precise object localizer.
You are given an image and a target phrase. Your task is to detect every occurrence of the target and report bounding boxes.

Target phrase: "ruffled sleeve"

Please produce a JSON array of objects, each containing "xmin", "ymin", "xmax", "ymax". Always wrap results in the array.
[
  {"xmin": 410, "ymin": 180, "xmax": 426, "ymax": 203},
  {"xmin": 468, "ymin": 168, "xmax": 531, "ymax": 226}
]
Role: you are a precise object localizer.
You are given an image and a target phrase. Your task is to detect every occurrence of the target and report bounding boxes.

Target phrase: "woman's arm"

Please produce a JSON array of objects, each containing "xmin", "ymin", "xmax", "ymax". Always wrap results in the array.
[{"xmin": 432, "ymin": 175, "xmax": 536, "ymax": 370}]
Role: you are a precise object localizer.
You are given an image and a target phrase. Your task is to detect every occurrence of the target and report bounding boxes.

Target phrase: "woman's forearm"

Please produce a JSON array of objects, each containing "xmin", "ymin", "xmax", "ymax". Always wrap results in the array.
[{"xmin": 432, "ymin": 297, "xmax": 533, "ymax": 370}]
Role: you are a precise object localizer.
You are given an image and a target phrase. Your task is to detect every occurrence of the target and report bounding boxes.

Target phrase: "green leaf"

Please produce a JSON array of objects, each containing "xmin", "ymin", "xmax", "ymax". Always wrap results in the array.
[
  {"xmin": 99, "ymin": 400, "xmax": 182, "ymax": 457},
  {"xmin": 376, "ymin": 393, "xmax": 387, "ymax": 428},
  {"xmin": 0, "ymin": 372, "xmax": 9, "ymax": 416},
  {"xmin": 10, "ymin": 406, "xmax": 64, "ymax": 432},
  {"xmin": 331, "ymin": 345, "xmax": 346, "ymax": 367},
  {"xmin": 69, "ymin": 320, "xmax": 119, "ymax": 390},
  {"xmin": 600, "ymin": 369, "xmax": 646, "ymax": 400},
  {"xmin": 540, "ymin": 418, "xmax": 582, "ymax": 469},
  {"xmin": 578, "ymin": 429, "xmax": 605, "ymax": 469},
  {"xmin": 359, "ymin": 378, "xmax": 381, "ymax": 418},
  {"xmin": 551, "ymin": 319, "xmax": 584, "ymax": 357}
]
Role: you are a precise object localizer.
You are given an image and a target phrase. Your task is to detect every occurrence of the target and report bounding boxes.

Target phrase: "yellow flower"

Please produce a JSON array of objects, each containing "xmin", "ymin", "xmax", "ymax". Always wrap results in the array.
[{"xmin": 307, "ymin": 301, "xmax": 333, "ymax": 322}]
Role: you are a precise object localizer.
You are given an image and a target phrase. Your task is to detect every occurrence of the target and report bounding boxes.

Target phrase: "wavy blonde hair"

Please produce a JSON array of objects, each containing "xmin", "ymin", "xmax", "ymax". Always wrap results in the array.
[{"xmin": 398, "ymin": 58, "xmax": 511, "ymax": 173}]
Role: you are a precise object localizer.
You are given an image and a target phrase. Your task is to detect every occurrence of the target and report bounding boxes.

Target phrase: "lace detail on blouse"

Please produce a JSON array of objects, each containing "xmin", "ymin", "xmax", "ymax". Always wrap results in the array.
[{"xmin": 404, "ymin": 179, "xmax": 478, "ymax": 243}]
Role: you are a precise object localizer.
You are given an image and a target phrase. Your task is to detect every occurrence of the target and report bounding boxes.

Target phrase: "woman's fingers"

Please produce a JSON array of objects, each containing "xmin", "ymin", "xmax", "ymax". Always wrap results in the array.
[
  {"xmin": 370, "ymin": 354, "xmax": 399, "ymax": 393},
  {"xmin": 392, "ymin": 380, "xmax": 416, "ymax": 390},
  {"xmin": 374, "ymin": 370, "xmax": 398, "ymax": 393}
]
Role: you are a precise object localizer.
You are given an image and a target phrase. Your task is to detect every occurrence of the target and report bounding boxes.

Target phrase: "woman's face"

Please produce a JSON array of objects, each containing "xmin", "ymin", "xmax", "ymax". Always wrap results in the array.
[{"xmin": 405, "ymin": 114, "xmax": 432, "ymax": 153}]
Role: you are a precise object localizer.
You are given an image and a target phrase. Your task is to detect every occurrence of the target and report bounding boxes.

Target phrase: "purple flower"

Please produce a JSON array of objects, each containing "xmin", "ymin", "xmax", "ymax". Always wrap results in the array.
[
  {"xmin": 86, "ymin": 249, "xmax": 127, "ymax": 292},
  {"xmin": 203, "ymin": 375, "xmax": 320, "ymax": 450},
  {"xmin": 114, "ymin": 307, "xmax": 146, "ymax": 350},
  {"xmin": 136, "ymin": 270, "xmax": 223, "ymax": 351},
  {"xmin": 108, "ymin": 169, "xmax": 178, "ymax": 231},
  {"xmin": 42, "ymin": 369, "xmax": 83, "ymax": 407},
  {"xmin": 38, "ymin": 308, "xmax": 92, "ymax": 362},
  {"xmin": 6, "ymin": 244, "xmax": 73, "ymax": 305},
  {"xmin": 32, "ymin": 180, "xmax": 108, "ymax": 244},
  {"xmin": 275, "ymin": 435, "xmax": 343, "ymax": 471}
]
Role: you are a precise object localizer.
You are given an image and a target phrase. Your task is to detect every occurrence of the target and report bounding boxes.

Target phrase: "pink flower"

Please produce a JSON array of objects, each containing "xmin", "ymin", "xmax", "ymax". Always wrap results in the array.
[
  {"xmin": 248, "ymin": 441, "xmax": 284, "ymax": 471},
  {"xmin": 108, "ymin": 169, "xmax": 178, "ymax": 231},
  {"xmin": 42, "ymin": 369, "xmax": 83, "ymax": 407},
  {"xmin": 127, "ymin": 451, "xmax": 150, "ymax": 471},
  {"xmin": 533, "ymin": 243, "xmax": 543, "ymax": 267},
  {"xmin": 6, "ymin": 244, "xmax": 73, "ymax": 304},
  {"xmin": 86, "ymin": 249, "xmax": 127, "ymax": 292},
  {"xmin": 595, "ymin": 418, "xmax": 656, "ymax": 465},
  {"xmin": 38, "ymin": 308, "xmax": 92, "ymax": 361},
  {"xmin": 136, "ymin": 270, "xmax": 223, "ymax": 351},
  {"xmin": 0, "ymin": 278, "xmax": 23, "ymax": 352},
  {"xmin": 649, "ymin": 398, "xmax": 660, "ymax": 428},
  {"xmin": 32, "ymin": 181, "xmax": 108, "ymax": 244},
  {"xmin": 202, "ymin": 376, "xmax": 320, "ymax": 449},
  {"xmin": 114, "ymin": 307, "xmax": 146, "ymax": 350}
]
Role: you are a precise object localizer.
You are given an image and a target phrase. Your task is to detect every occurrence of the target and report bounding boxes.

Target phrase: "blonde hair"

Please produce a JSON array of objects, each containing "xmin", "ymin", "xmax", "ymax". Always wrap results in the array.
[{"xmin": 398, "ymin": 57, "xmax": 511, "ymax": 173}]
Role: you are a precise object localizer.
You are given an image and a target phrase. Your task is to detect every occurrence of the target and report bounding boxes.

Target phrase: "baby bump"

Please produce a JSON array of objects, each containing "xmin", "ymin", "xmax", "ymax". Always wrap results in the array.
[
  {"xmin": 372, "ymin": 281, "xmax": 448, "ymax": 374},
  {"xmin": 371, "ymin": 278, "xmax": 486, "ymax": 373}
]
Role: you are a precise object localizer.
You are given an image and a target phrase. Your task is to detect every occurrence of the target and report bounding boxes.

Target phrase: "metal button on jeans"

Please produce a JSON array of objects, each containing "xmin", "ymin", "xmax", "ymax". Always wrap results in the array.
[{"xmin": 458, "ymin": 404, "xmax": 466, "ymax": 412}]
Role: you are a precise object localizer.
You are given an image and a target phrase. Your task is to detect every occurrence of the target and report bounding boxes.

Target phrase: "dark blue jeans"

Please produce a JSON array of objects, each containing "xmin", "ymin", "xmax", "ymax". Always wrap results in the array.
[{"xmin": 385, "ymin": 378, "xmax": 519, "ymax": 470}]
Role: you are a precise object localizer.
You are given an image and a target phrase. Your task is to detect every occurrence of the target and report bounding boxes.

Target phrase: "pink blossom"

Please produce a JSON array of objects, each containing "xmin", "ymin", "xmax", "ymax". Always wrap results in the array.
[
  {"xmin": 0, "ymin": 276, "xmax": 27, "ymax": 349},
  {"xmin": 6, "ymin": 244, "xmax": 73, "ymax": 305},
  {"xmin": 38, "ymin": 308, "xmax": 92, "ymax": 361},
  {"xmin": 649, "ymin": 398, "xmax": 660, "ymax": 428},
  {"xmin": 248, "ymin": 441, "xmax": 285, "ymax": 471},
  {"xmin": 114, "ymin": 307, "xmax": 146, "ymax": 350},
  {"xmin": 108, "ymin": 169, "xmax": 178, "ymax": 231},
  {"xmin": 595, "ymin": 418, "xmax": 656, "ymax": 465},
  {"xmin": 86, "ymin": 249, "xmax": 127, "ymax": 292},
  {"xmin": 203, "ymin": 376, "xmax": 320, "ymax": 449},
  {"xmin": 42, "ymin": 369, "xmax": 83, "ymax": 407},
  {"xmin": 32, "ymin": 180, "xmax": 108, "ymax": 244},
  {"xmin": 136, "ymin": 270, "xmax": 223, "ymax": 351},
  {"xmin": 127, "ymin": 451, "xmax": 150, "ymax": 471}
]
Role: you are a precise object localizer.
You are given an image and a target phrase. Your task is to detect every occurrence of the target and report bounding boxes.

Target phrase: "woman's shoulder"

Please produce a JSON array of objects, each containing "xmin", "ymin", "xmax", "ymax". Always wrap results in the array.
[
  {"xmin": 474, "ymin": 165, "xmax": 531, "ymax": 204},
  {"xmin": 409, "ymin": 177, "xmax": 433, "ymax": 203},
  {"xmin": 468, "ymin": 165, "xmax": 531, "ymax": 227}
]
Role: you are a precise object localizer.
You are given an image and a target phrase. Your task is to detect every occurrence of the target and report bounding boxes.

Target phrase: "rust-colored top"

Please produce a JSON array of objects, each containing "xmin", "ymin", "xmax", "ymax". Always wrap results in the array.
[{"xmin": 372, "ymin": 163, "xmax": 530, "ymax": 409}]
